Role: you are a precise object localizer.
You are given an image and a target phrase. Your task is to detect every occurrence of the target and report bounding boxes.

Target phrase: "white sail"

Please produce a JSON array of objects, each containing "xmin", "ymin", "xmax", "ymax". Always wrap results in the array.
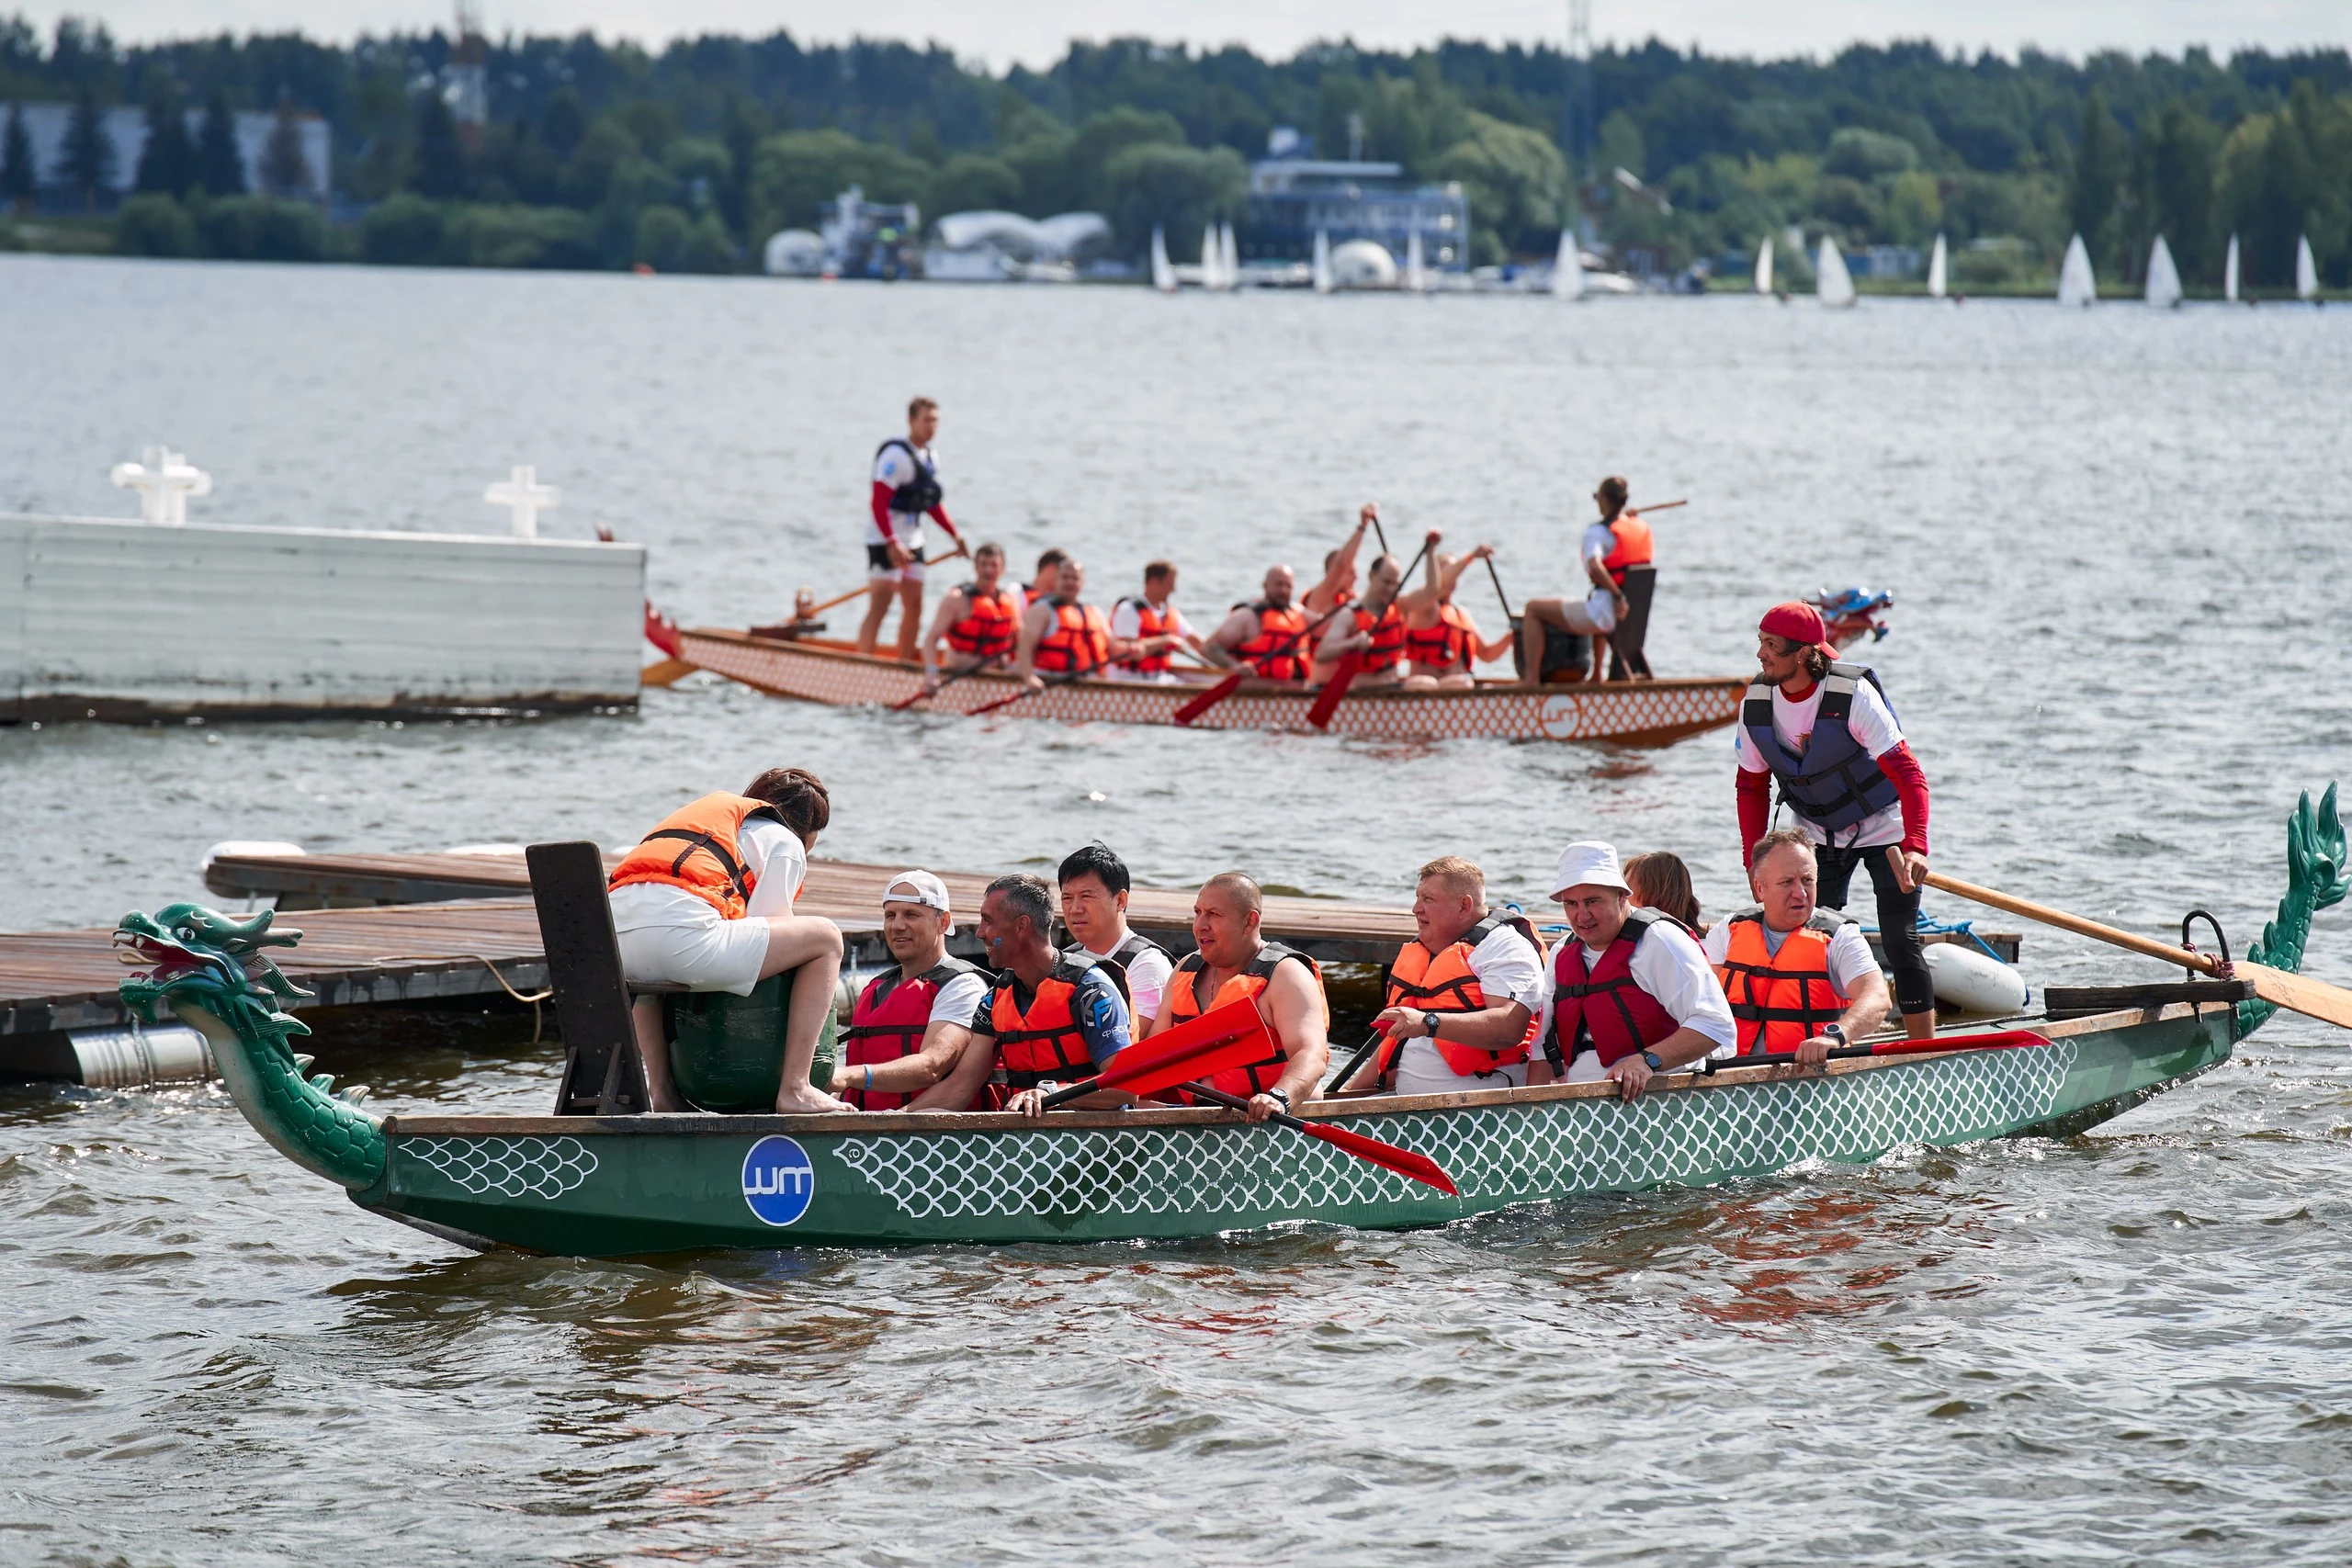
[
  {"xmin": 1927, "ymin": 232, "xmax": 1948, "ymax": 299},
  {"xmin": 1753, "ymin": 235, "xmax": 1773, "ymax": 294},
  {"xmin": 1553, "ymin": 229, "xmax": 1587, "ymax": 299},
  {"xmin": 2144, "ymin": 234, "xmax": 2182, "ymax": 309},
  {"xmin": 2223, "ymin": 233, "xmax": 2240, "ymax": 302},
  {"xmin": 1815, "ymin": 237, "xmax": 1856, "ymax": 308},
  {"xmin": 1200, "ymin": 221, "xmax": 1221, "ymax": 290},
  {"xmin": 2297, "ymin": 233, "xmax": 2319, "ymax": 300},
  {"xmin": 2057, "ymin": 233, "xmax": 2096, "ymax": 307},
  {"xmin": 1311, "ymin": 228, "xmax": 1333, "ymax": 294},
  {"xmin": 1220, "ymin": 222, "xmax": 1239, "ymax": 289},
  {"xmin": 1406, "ymin": 228, "xmax": 1426, "ymax": 292},
  {"xmin": 1150, "ymin": 224, "xmax": 1175, "ymax": 293}
]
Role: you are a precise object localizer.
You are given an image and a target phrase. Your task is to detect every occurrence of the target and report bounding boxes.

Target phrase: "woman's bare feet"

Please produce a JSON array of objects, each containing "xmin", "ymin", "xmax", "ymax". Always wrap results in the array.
[{"xmin": 775, "ymin": 1084, "xmax": 854, "ymax": 1114}]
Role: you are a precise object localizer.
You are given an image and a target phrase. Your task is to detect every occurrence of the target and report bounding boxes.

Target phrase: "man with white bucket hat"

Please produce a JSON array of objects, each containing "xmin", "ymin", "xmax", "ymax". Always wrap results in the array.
[
  {"xmin": 1535, "ymin": 841, "xmax": 1736, "ymax": 1100},
  {"xmin": 828, "ymin": 870, "xmax": 988, "ymax": 1110}
]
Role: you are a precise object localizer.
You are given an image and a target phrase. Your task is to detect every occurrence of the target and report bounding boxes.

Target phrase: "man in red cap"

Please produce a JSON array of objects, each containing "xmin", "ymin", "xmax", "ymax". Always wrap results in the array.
[{"xmin": 1736, "ymin": 602, "xmax": 1936, "ymax": 1041}]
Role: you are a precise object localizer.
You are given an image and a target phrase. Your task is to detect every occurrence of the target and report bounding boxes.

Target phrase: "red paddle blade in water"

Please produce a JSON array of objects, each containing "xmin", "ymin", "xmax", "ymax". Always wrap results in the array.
[
  {"xmin": 1297, "ymin": 1120, "xmax": 1458, "ymax": 1195},
  {"xmin": 1306, "ymin": 651, "xmax": 1362, "ymax": 729},
  {"xmin": 1172, "ymin": 671, "xmax": 1245, "ymax": 726}
]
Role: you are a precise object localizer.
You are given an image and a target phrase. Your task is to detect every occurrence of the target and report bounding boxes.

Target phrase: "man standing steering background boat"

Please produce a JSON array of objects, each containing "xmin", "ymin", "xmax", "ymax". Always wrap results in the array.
[{"xmin": 860, "ymin": 396, "xmax": 967, "ymax": 659}]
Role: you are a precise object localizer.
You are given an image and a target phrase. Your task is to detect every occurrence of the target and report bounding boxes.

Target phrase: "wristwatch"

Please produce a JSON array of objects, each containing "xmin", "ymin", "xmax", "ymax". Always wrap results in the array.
[
  {"xmin": 1641, "ymin": 1051, "xmax": 1664, "ymax": 1070},
  {"xmin": 1421, "ymin": 1010, "xmax": 1440, "ymax": 1039},
  {"xmin": 1265, "ymin": 1088, "xmax": 1292, "ymax": 1111}
]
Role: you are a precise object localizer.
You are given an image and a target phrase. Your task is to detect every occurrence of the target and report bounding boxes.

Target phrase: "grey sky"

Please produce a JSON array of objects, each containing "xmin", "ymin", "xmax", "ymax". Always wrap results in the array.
[{"xmin": 68, "ymin": 1, "xmax": 2348, "ymax": 67}]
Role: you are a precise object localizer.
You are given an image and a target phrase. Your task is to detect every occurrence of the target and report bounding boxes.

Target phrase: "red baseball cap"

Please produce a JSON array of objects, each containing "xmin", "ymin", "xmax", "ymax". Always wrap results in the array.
[{"xmin": 1758, "ymin": 601, "xmax": 1837, "ymax": 660}]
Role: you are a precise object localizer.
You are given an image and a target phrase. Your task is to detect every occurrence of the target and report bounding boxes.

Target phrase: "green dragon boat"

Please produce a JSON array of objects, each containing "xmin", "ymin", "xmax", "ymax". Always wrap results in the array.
[{"xmin": 114, "ymin": 789, "xmax": 2344, "ymax": 1258}]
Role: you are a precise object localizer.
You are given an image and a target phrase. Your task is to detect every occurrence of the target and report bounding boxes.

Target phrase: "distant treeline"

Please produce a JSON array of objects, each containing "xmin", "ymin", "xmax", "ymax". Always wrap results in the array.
[{"xmin": 3, "ymin": 15, "xmax": 2347, "ymax": 285}]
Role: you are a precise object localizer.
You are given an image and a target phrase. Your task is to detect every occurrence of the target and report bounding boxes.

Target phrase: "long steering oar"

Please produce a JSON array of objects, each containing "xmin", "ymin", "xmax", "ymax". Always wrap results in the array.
[
  {"xmin": 1705, "ymin": 1029, "xmax": 2048, "ymax": 1072},
  {"xmin": 1037, "ymin": 998, "xmax": 1276, "ymax": 1107},
  {"xmin": 1629, "ymin": 498, "xmax": 1687, "ymax": 514},
  {"xmin": 804, "ymin": 546, "xmax": 962, "ymax": 618},
  {"xmin": 890, "ymin": 655, "xmax": 1003, "ymax": 712},
  {"xmin": 1180, "ymin": 1082, "xmax": 1458, "ymax": 1195},
  {"xmin": 1924, "ymin": 871, "xmax": 2352, "ymax": 1031}
]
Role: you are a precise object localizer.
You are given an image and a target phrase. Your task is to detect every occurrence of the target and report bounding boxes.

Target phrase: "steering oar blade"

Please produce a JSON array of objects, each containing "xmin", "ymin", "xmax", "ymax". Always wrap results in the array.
[{"xmin": 1182, "ymin": 1082, "xmax": 1458, "ymax": 1196}]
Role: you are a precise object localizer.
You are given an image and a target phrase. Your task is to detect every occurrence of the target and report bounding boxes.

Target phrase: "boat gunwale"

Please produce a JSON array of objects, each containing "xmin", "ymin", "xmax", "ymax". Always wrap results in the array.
[
  {"xmin": 382, "ymin": 1003, "xmax": 2224, "ymax": 1141},
  {"xmin": 681, "ymin": 626, "xmax": 1747, "ymax": 704}
]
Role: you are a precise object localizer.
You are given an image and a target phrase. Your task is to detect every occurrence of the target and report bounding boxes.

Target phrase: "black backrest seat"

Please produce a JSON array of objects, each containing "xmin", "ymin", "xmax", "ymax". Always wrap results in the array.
[{"xmin": 527, "ymin": 840, "xmax": 649, "ymax": 1116}]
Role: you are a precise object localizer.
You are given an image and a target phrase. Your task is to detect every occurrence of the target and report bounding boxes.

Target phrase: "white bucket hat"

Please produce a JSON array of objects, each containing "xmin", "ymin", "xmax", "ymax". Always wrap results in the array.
[
  {"xmin": 1549, "ymin": 841, "xmax": 1631, "ymax": 898},
  {"xmin": 881, "ymin": 869, "xmax": 952, "ymax": 914}
]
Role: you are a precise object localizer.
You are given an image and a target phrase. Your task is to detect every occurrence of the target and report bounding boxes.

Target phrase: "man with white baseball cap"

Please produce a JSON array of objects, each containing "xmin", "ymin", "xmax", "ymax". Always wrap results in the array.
[
  {"xmin": 1534, "ymin": 840, "xmax": 1735, "ymax": 1100},
  {"xmin": 827, "ymin": 870, "xmax": 989, "ymax": 1110}
]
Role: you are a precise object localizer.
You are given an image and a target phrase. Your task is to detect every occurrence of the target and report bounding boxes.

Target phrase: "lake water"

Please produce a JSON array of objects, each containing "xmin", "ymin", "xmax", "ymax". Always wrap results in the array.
[{"xmin": 4, "ymin": 254, "xmax": 2350, "ymax": 1563}]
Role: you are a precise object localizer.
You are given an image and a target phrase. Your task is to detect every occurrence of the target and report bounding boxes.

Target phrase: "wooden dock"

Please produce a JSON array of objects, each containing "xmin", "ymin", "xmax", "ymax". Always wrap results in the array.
[{"xmin": 0, "ymin": 847, "xmax": 2017, "ymax": 1041}]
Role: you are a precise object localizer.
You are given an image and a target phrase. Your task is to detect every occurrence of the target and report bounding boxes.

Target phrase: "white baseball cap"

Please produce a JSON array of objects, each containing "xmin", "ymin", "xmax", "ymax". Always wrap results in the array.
[
  {"xmin": 881, "ymin": 870, "xmax": 951, "ymax": 914},
  {"xmin": 1549, "ymin": 841, "xmax": 1631, "ymax": 898}
]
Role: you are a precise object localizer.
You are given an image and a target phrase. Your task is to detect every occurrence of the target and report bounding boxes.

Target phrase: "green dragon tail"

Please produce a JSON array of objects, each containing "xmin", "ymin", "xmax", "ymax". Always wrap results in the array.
[{"xmin": 2239, "ymin": 784, "xmax": 2347, "ymax": 1038}]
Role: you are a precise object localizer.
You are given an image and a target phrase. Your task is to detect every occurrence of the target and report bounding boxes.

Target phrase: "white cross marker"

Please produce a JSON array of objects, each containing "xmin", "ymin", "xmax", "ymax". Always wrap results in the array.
[
  {"xmin": 109, "ymin": 446, "xmax": 213, "ymax": 525},
  {"xmin": 484, "ymin": 465, "xmax": 559, "ymax": 538}
]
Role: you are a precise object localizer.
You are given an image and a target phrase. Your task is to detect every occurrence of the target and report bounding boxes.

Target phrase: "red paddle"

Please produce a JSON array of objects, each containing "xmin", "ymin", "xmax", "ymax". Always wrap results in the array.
[
  {"xmin": 890, "ymin": 655, "xmax": 1002, "ymax": 711},
  {"xmin": 966, "ymin": 649, "xmax": 1119, "ymax": 716},
  {"xmin": 1037, "ymin": 998, "xmax": 1274, "ymax": 1106},
  {"xmin": 1306, "ymin": 649, "xmax": 1363, "ymax": 729},
  {"xmin": 1706, "ymin": 1029, "xmax": 2048, "ymax": 1070},
  {"xmin": 1173, "ymin": 603, "xmax": 1347, "ymax": 727},
  {"xmin": 1181, "ymin": 1081, "xmax": 1459, "ymax": 1196}
]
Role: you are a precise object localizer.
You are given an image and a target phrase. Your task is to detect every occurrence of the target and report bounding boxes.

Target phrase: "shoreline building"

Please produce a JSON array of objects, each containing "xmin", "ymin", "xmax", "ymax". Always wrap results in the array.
[
  {"xmin": 1242, "ymin": 129, "xmax": 1470, "ymax": 276},
  {"xmin": 1, "ymin": 101, "xmax": 329, "ymax": 211}
]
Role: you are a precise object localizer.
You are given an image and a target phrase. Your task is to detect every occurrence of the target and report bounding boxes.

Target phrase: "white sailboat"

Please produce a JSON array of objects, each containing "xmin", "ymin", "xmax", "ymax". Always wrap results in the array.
[
  {"xmin": 2297, "ymin": 234, "xmax": 2319, "ymax": 300},
  {"xmin": 1199, "ymin": 221, "xmax": 1222, "ymax": 290},
  {"xmin": 2056, "ymin": 233, "xmax": 2097, "ymax": 307},
  {"xmin": 1220, "ymin": 222, "xmax": 1240, "ymax": 290},
  {"xmin": 1311, "ymin": 228, "xmax": 1333, "ymax": 294},
  {"xmin": 2144, "ymin": 234, "xmax": 2182, "ymax": 309},
  {"xmin": 1405, "ymin": 228, "xmax": 1427, "ymax": 293},
  {"xmin": 2224, "ymin": 233, "xmax": 2241, "ymax": 302},
  {"xmin": 1927, "ymin": 232, "xmax": 1948, "ymax": 299},
  {"xmin": 1815, "ymin": 237, "xmax": 1856, "ymax": 308},
  {"xmin": 1753, "ymin": 235, "xmax": 1773, "ymax": 295},
  {"xmin": 1553, "ymin": 229, "xmax": 1587, "ymax": 299},
  {"xmin": 1149, "ymin": 224, "xmax": 1176, "ymax": 293}
]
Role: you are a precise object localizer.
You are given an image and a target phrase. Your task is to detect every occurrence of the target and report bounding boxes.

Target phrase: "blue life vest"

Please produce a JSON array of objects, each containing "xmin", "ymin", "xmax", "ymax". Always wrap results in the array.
[{"xmin": 1741, "ymin": 661, "xmax": 1901, "ymax": 838}]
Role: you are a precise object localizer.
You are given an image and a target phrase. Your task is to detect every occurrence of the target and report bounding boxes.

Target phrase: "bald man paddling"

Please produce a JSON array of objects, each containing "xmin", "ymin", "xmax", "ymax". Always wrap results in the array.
[{"xmin": 1143, "ymin": 872, "xmax": 1330, "ymax": 1122}]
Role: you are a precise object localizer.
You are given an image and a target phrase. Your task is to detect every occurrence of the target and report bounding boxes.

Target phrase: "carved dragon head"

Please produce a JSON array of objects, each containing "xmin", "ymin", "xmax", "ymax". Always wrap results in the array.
[{"xmin": 113, "ymin": 902, "xmax": 313, "ymax": 1048}]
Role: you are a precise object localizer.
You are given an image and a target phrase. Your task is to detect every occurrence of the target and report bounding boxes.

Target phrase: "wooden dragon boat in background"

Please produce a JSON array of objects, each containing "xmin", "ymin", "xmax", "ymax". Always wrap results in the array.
[
  {"xmin": 654, "ymin": 588, "xmax": 1894, "ymax": 747},
  {"xmin": 115, "ymin": 787, "xmax": 2341, "ymax": 1259}
]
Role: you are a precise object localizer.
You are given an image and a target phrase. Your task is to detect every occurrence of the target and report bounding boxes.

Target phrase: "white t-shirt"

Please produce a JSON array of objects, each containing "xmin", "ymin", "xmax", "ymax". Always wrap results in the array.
[
  {"xmin": 1108, "ymin": 598, "xmax": 1194, "ymax": 681},
  {"xmin": 1573, "ymin": 523, "xmax": 1622, "ymax": 630},
  {"xmin": 1536, "ymin": 917, "xmax": 1737, "ymax": 1062},
  {"xmin": 923, "ymin": 967, "xmax": 989, "ymax": 1029},
  {"xmin": 1702, "ymin": 916, "xmax": 1880, "ymax": 998},
  {"xmin": 1393, "ymin": 919, "xmax": 1548, "ymax": 1096},
  {"xmin": 1734, "ymin": 671, "xmax": 1906, "ymax": 849},
  {"xmin": 1073, "ymin": 936, "xmax": 1173, "ymax": 1024},
  {"xmin": 868, "ymin": 440, "xmax": 938, "ymax": 549},
  {"xmin": 608, "ymin": 815, "xmax": 807, "ymax": 931}
]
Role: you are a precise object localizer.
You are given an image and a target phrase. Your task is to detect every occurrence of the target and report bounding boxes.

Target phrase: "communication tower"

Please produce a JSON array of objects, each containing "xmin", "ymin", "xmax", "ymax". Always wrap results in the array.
[
  {"xmin": 447, "ymin": 2, "xmax": 489, "ymax": 152},
  {"xmin": 1563, "ymin": 0, "xmax": 1595, "ymax": 182}
]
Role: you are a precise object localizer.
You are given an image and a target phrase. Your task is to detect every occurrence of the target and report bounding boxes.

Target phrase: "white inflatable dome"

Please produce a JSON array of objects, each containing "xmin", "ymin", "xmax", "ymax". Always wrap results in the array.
[
  {"xmin": 763, "ymin": 229, "xmax": 826, "ymax": 276},
  {"xmin": 1330, "ymin": 239, "xmax": 1399, "ymax": 290}
]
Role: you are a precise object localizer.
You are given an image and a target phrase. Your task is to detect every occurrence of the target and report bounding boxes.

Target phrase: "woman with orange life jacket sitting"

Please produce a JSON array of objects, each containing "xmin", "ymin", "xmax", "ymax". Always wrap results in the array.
[
  {"xmin": 1335, "ymin": 856, "xmax": 1547, "ymax": 1097},
  {"xmin": 606, "ymin": 769, "xmax": 851, "ymax": 1114},
  {"xmin": 1206, "ymin": 565, "xmax": 1321, "ymax": 684},
  {"xmin": 1533, "ymin": 840, "xmax": 1737, "ymax": 1100},
  {"xmin": 1736, "ymin": 599, "xmax": 1936, "ymax": 1041},
  {"xmin": 1013, "ymin": 556, "xmax": 1155, "ymax": 691},
  {"xmin": 1397, "ymin": 532, "xmax": 1515, "ymax": 689},
  {"xmin": 1517, "ymin": 476, "xmax": 1641, "ymax": 685},
  {"xmin": 1703, "ymin": 830, "xmax": 1892, "ymax": 1067},
  {"xmin": 917, "ymin": 541, "xmax": 1022, "ymax": 693},
  {"xmin": 1139, "ymin": 872, "xmax": 1331, "ymax": 1122},
  {"xmin": 826, "ymin": 871, "xmax": 989, "ymax": 1109},
  {"xmin": 1109, "ymin": 560, "xmax": 1222, "ymax": 682},
  {"xmin": 1308, "ymin": 549, "xmax": 1409, "ymax": 690},
  {"xmin": 915, "ymin": 874, "xmax": 1136, "ymax": 1118}
]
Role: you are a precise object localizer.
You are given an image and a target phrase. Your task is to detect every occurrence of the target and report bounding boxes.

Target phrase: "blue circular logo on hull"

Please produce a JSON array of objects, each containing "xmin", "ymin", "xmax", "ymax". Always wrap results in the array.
[{"xmin": 741, "ymin": 1135, "xmax": 816, "ymax": 1227}]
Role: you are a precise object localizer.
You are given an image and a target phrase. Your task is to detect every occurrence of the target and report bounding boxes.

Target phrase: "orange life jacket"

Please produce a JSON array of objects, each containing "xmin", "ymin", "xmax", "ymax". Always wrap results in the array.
[
  {"xmin": 1235, "ymin": 601, "xmax": 1311, "ymax": 682},
  {"xmin": 1406, "ymin": 603, "xmax": 1474, "ymax": 671},
  {"xmin": 1600, "ymin": 513, "xmax": 1653, "ymax": 586},
  {"xmin": 987, "ymin": 955, "xmax": 1108, "ymax": 1089},
  {"xmin": 1341, "ymin": 601, "xmax": 1408, "ymax": 673},
  {"xmin": 1165, "ymin": 942, "xmax": 1326, "ymax": 1098},
  {"xmin": 1377, "ymin": 913, "xmax": 1545, "ymax": 1080},
  {"xmin": 1715, "ymin": 908, "xmax": 1850, "ymax": 1055},
  {"xmin": 842, "ymin": 956, "xmax": 979, "ymax": 1110},
  {"xmin": 946, "ymin": 583, "xmax": 1020, "ymax": 660},
  {"xmin": 1114, "ymin": 595, "xmax": 1174, "ymax": 676},
  {"xmin": 1035, "ymin": 599, "xmax": 1111, "ymax": 676},
  {"xmin": 606, "ymin": 793, "xmax": 782, "ymax": 920}
]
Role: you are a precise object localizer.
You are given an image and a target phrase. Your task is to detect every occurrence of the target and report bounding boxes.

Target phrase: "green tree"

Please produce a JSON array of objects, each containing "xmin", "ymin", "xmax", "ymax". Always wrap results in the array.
[
  {"xmin": 1882, "ymin": 168, "xmax": 1942, "ymax": 244},
  {"xmin": 926, "ymin": 152, "xmax": 1023, "ymax": 218},
  {"xmin": 539, "ymin": 86, "xmax": 586, "ymax": 161},
  {"xmin": 59, "ymin": 85, "xmax": 116, "ymax": 207},
  {"xmin": 1596, "ymin": 109, "xmax": 1645, "ymax": 178},
  {"xmin": 198, "ymin": 90, "xmax": 243, "ymax": 196},
  {"xmin": 2069, "ymin": 89, "xmax": 2127, "ymax": 268},
  {"xmin": 359, "ymin": 193, "xmax": 445, "ymax": 264},
  {"xmin": 718, "ymin": 94, "xmax": 762, "ymax": 237},
  {"xmin": 677, "ymin": 210, "xmax": 735, "ymax": 272},
  {"xmin": 410, "ymin": 90, "xmax": 465, "ymax": 199},
  {"xmin": 134, "ymin": 77, "xmax": 198, "ymax": 198},
  {"xmin": 1823, "ymin": 127, "xmax": 1918, "ymax": 179},
  {"xmin": 259, "ymin": 95, "xmax": 311, "ymax": 198},
  {"xmin": 747, "ymin": 128, "xmax": 927, "ymax": 237},
  {"xmin": 115, "ymin": 191, "xmax": 196, "ymax": 255},
  {"xmin": 1099, "ymin": 141, "xmax": 1246, "ymax": 254},
  {"xmin": 633, "ymin": 202, "xmax": 690, "ymax": 267},
  {"xmin": 1433, "ymin": 110, "xmax": 1569, "ymax": 262},
  {"xmin": 4, "ymin": 102, "xmax": 38, "ymax": 209},
  {"xmin": 2146, "ymin": 98, "xmax": 2219, "ymax": 281}
]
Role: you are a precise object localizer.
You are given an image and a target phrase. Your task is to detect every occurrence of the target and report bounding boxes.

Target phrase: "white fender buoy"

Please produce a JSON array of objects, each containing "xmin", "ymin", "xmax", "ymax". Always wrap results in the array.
[
  {"xmin": 69, "ymin": 1023, "xmax": 218, "ymax": 1088},
  {"xmin": 1926, "ymin": 943, "xmax": 2029, "ymax": 1016}
]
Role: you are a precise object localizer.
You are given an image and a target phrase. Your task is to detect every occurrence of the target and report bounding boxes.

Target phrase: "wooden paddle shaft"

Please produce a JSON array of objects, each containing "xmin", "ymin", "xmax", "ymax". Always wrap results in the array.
[
  {"xmin": 1923, "ymin": 871, "xmax": 2222, "ymax": 976},
  {"xmin": 1631, "ymin": 499, "xmax": 1687, "ymax": 513},
  {"xmin": 808, "ymin": 547, "xmax": 959, "ymax": 615}
]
